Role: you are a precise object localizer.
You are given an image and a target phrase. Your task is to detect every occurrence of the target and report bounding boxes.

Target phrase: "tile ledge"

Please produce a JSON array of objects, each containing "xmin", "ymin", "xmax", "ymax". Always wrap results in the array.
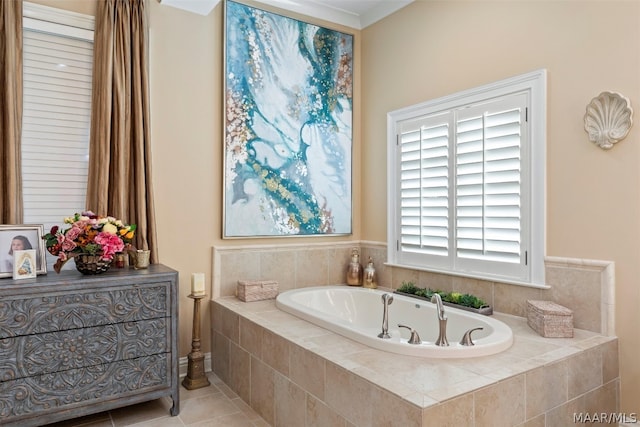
[{"xmin": 544, "ymin": 255, "xmax": 614, "ymax": 270}]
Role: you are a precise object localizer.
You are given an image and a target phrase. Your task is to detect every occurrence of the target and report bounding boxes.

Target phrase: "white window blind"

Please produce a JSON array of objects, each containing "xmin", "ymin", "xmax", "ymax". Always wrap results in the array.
[
  {"xmin": 455, "ymin": 95, "xmax": 525, "ymax": 264},
  {"xmin": 399, "ymin": 113, "xmax": 450, "ymax": 258},
  {"xmin": 21, "ymin": 3, "xmax": 94, "ymax": 236},
  {"xmin": 388, "ymin": 70, "xmax": 546, "ymax": 287}
]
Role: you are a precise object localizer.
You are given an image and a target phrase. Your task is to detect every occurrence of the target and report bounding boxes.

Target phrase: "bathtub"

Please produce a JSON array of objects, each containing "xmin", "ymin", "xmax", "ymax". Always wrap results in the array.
[{"xmin": 275, "ymin": 285, "xmax": 513, "ymax": 358}]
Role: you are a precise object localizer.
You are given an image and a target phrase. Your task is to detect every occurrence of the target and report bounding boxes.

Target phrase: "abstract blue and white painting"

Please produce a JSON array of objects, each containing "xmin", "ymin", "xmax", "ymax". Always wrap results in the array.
[{"xmin": 224, "ymin": 0, "xmax": 353, "ymax": 237}]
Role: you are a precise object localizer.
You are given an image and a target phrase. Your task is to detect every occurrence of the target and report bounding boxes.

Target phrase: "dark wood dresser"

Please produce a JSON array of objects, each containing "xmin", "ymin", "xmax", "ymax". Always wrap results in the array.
[{"xmin": 0, "ymin": 264, "xmax": 179, "ymax": 426}]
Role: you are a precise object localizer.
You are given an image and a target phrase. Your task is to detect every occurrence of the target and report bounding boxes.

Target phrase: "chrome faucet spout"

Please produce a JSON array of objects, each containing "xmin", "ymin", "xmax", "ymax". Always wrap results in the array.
[
  {"xmin": 430, "ymin": 293, "xmax": 449, "ymax": 346},
  {"xmin": 431, "ymin": 293, "xmax": 446, "ymax": 321}
]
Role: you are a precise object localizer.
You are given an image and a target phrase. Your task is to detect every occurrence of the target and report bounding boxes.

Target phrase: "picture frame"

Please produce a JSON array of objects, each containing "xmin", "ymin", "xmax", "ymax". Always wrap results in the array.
[
  {"xmin": 223, "ymin": 0, "xmax": 354, "ymax": 238},
  {"xmin": 13, "ymin": 249, "xmax": 37, "ymax": 280},
  {"xmin": 0, "ymin": 224, "xmax": 47, "ymax": 279}
]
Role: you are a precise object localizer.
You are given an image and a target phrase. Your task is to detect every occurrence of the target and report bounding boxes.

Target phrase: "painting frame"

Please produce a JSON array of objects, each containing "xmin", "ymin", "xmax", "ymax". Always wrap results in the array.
[
  {"xmin": 0, "ymin": 224, "xmax": 47, "ymax": 279},
  {"xmin": 223, "ymin": 0, "xmax": 354, "ymax": 238}
]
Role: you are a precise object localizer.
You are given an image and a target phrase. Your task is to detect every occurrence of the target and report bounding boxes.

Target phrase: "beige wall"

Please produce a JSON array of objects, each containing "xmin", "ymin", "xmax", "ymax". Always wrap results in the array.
[
  {"xmin": 30, "ymin": 0, "xmax": 640, "ymax": 414},
  {"xmin": 147, "ymin": 0, "xmax": 223, "ymax": 361},
  {"xmin": 361, "ymin": 0, "xmax": 640, "ymax": 414}
]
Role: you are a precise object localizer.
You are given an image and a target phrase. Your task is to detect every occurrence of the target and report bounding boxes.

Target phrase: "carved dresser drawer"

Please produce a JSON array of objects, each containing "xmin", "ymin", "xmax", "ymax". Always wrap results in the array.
[{"xmin": 0, "ymin": 264, "xmax": 179, "ymax": 427}]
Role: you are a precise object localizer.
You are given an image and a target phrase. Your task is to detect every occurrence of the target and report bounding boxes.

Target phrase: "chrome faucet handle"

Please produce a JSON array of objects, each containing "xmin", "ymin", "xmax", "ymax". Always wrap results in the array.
[
  {"xmin": 398, "ymin": 324, "xmax": 421, "ymax": 344},
  {"xmin": 459, "ymin": 327, "xmax": 484, "ymax": 346}
]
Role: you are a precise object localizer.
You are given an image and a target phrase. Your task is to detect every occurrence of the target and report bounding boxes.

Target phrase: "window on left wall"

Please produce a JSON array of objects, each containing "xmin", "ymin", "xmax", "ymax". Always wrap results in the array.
[{"xmin": 21, "ymin": 2, "xmax": 94, "ymax": 241}]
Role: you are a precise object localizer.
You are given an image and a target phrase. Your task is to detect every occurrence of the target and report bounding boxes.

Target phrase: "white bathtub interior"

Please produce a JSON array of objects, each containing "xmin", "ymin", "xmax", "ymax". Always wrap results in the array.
[{"xmin": 275, "ymin": 285, "xmax": 513, "ymax": 358}]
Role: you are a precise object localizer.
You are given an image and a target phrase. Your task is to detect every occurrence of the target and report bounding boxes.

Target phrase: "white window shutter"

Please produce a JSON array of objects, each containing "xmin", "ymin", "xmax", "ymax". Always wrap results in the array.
[
  {"xmin": 397, "ymin": 113, "xmax": 452, "ymax": 269},
  {"xmin": 21, "ymin": 3, "xmax": 94, "ymax": 236},
  {"xmin": 455, "ymin": 95, "xmax": 526, "ymax": 266}
]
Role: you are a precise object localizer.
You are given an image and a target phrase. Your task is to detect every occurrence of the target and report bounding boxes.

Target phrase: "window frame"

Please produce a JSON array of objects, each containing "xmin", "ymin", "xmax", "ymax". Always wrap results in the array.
[
  {"xmin": 387, "ymin": 69, "xmax": 547, "ymax": 287},
  {"xmin": 23, "ymin": 2, "xmax": 94, "ymax": 34}
]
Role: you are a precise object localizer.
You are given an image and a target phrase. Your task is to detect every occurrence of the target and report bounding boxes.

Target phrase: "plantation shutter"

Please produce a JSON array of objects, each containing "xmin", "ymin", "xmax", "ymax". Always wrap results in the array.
[
  {"xmin": 398, "ymin": 113, "xmax": 452, "ymax": 268},
  {"xmin": 395, "ymin": 92, "xmax": 529, "ymax": 278},
  {"xmin": 21, "ymin": 4, "xmax": 94, "ymax": 235},
  {"xmin": 455, "ymin": 94, "xmax": 527, "ymax": 266}
]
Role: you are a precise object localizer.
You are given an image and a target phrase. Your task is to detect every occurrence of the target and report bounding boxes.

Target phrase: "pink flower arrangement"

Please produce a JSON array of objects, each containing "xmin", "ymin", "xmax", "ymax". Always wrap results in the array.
[{"xmin": 42, "ymin": 211, "xmax": 136, "ymax": 273}]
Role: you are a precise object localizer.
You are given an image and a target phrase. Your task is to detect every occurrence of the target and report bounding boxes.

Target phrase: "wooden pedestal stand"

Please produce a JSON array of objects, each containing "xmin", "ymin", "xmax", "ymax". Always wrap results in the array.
[{"xmin": 181, "ymin": 294, "xmax": 210, "ymax": 390}]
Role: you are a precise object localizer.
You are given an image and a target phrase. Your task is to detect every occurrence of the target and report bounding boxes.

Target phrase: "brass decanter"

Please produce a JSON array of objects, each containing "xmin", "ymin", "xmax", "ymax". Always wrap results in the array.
[{"xmin": 346, "ymin": 248, "xmax": 363, "ymax": 286}]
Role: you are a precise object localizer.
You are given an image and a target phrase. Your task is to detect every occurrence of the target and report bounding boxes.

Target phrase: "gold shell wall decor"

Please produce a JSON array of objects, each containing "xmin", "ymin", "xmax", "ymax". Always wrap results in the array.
[{"xmin": 584, "ymin": 91, "xmax": 633, "ymax": 150}]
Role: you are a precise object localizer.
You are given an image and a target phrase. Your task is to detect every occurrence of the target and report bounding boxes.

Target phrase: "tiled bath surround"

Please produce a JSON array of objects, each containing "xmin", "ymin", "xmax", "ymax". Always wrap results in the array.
[
  {"xmin": 211, "ymin": 241, "xmax": 618, "ymax": 426},
  {"xmin": 212, "ymin": 298, "xmax": 618, "ymax": 426}
]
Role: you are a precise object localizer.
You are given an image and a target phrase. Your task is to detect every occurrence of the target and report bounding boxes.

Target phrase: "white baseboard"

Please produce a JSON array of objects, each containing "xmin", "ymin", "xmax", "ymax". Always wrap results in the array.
[{"xmin": 179, "ymin": 352, "xmax": 212, "ymax": 377}]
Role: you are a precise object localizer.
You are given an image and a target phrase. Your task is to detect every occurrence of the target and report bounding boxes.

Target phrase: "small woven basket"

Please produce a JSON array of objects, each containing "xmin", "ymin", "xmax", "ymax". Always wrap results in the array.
[
  {"xmin": 74, "ymin": 254, "xmax": 113, "ymax": 275},
  {"xmin": 527, "ymin": 300, "xmax": 573, "ymax": 338},
  {"xmin": 237, "ymin": 280, "xmax": 279, "ymax": 302}
]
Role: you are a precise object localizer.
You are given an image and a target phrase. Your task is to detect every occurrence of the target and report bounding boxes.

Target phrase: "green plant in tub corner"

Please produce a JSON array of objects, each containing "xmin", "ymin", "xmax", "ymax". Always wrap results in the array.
[
  {"xmin": 398, "ymin": 281, "xmax": 420, "ymax": 294},
  {"xmin": 459, "ymin": 293, "xmax": 487, "ymax": 309},
  {"xmin": 395, "ymin": 282, "xmax": 488, "ymax": 310},
  {"xmin": 415, "ymin": 288, "xmax": 430, "ymax": 298},
  {"xmin": 447, "ymin": 292, "xmax": 462, "ymax": 304}
]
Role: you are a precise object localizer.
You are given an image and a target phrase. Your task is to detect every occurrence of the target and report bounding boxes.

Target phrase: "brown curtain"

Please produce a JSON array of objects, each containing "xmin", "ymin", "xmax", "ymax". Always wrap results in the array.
[
  {"xmin": 87, "ymin": 0, "xmax": 158, "ymax": 262},
  {"xmin": 0, "ymin": 0, "xmax": 23, "ymax": 224}
]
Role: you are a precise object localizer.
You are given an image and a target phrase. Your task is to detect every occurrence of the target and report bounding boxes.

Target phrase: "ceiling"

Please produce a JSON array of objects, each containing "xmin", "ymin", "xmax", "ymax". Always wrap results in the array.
[{"xmin": 158, "ymin": 0, "xmax": 413, "ymax": 29}]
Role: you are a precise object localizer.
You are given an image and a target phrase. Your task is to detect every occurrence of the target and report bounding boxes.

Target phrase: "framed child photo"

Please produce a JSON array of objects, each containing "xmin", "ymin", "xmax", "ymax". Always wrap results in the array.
[{"xmin": 0, "ymin": 224, "xmax": 47, "ymax": 279}]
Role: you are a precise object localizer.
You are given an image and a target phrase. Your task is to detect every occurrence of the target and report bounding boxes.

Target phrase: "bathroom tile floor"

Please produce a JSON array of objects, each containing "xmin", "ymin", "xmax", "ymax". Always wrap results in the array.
[{"xmin": 43, "ymin": 372, "xmax": 271, "ymax": 427}]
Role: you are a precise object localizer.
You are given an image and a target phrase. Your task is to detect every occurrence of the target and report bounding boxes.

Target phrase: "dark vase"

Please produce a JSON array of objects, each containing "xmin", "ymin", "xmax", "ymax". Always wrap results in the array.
[{"xmin": 73, "ymin": 254, "xmax": 112, "ymax": 275}]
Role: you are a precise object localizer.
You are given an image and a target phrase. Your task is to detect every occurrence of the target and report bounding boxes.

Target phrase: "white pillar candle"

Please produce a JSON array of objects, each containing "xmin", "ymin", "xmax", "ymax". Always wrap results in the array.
[{"xmin": 191, "ymin": 273, "xmax": 206, "ymax": 296}]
